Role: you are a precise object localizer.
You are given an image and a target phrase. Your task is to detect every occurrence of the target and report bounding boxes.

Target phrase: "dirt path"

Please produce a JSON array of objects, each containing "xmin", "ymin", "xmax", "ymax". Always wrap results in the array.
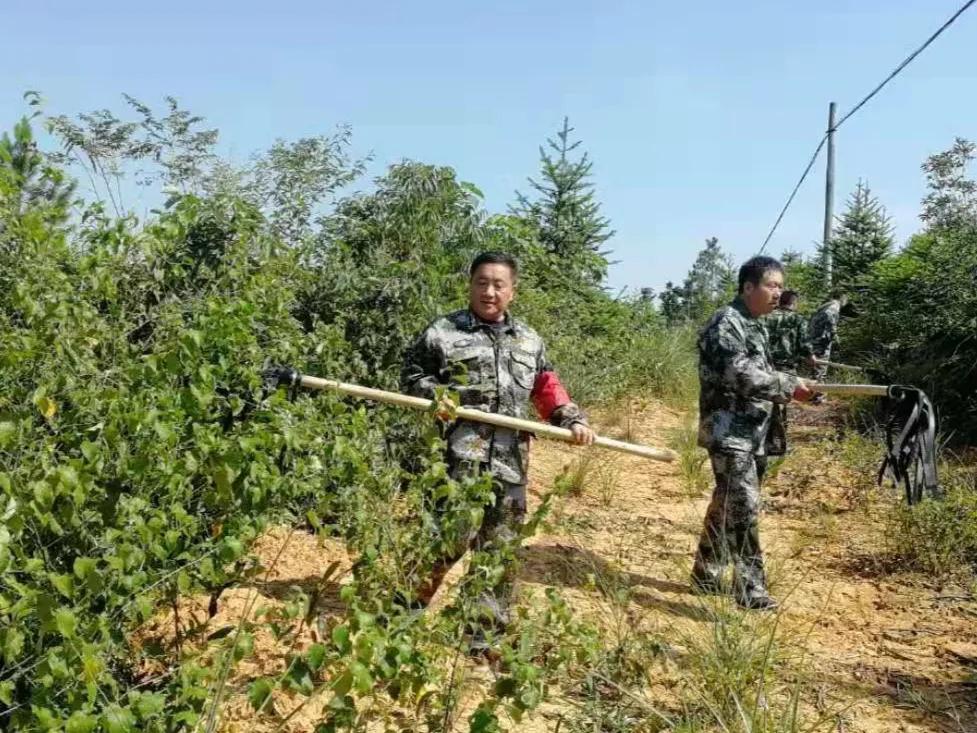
[
  {"xmin": 518, "ymin": 401, "xmax": 977, "ymax": 732},
  {"xmin": 139, "ymin": 399, "xmax": 977, "ymax": 732}
]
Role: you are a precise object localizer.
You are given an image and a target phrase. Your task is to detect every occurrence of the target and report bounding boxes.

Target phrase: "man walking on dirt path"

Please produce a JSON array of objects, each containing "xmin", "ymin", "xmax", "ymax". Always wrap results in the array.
[
  {"xmin": 808, "ymin": 291, "xmax": 849, "ymax": 386},
  {"xmin": 762, "ymin": 290, "xmax": 815, "ymax": 456},
  {"xmin": 692, "ymin": 256, "xmax": 814, "ymax": 610},
  {"xmin": 402, "ymin": 250, "xmax": 595, "ymax": 648}
]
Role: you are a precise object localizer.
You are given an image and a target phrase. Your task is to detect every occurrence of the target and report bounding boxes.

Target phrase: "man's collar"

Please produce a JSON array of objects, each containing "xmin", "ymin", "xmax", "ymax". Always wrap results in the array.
[
  {"xmin": 732, "ymin": 295, "xmax": 755, "ymax": 320},
  {"xmin": 463, "ymin": 308, "xmax": 515, "ymax": 333}
]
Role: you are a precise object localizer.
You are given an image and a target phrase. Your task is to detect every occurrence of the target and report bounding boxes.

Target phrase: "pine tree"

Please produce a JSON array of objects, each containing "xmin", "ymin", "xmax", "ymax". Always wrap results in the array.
[
  {"xmin": 659, "ymin": 281, "xmax": 685, "ymax": 325},
  {"xmin": 514, "ymin": 117, "xmax": 614, "ymax": 286},
  {"xmin": 826, "ymin": 180, "xmax": 894, "ymax": 291},
  {"xmin": 0, "ymin": 117, "xmax": 75, "ymax": 221},
  {"xmin": 779, "ymin": 248, "xmax": 825, "ymax": 308},
  {"xmin": 659, "ymin": 237, "xmax": 734, "ymax": 325},
  {"xmin": 685, "ymin": 237, "xmax": 734, "ymax": 316}
]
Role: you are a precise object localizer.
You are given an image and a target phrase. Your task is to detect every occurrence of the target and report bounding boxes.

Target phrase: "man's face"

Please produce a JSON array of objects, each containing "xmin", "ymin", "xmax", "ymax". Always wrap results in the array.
[
  {"xmin": 743, "ymin": 269, "xmax": 784, "ymax": 317},
  {"xmin": 469, "ymin": 263, "xmax": 515, "ymax": 322}
]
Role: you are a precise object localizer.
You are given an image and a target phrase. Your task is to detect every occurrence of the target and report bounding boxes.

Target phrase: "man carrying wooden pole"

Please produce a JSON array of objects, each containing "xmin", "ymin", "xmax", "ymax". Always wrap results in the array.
[{"xmin": 401, "ymin": 251, "xmax": 595, "ymax": 650}]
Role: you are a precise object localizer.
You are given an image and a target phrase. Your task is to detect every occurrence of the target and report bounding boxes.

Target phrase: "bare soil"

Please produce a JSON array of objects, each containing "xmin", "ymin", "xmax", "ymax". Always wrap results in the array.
[{"xmin": 136, "ymin": 399, "xmax": 977, "ymax": 732}]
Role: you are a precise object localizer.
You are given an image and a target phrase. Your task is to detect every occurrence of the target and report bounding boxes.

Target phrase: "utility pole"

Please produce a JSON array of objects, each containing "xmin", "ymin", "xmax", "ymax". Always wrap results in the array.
[{"xmin": 823, "ymin": 101, "xmax": 837, "ymax": 287}]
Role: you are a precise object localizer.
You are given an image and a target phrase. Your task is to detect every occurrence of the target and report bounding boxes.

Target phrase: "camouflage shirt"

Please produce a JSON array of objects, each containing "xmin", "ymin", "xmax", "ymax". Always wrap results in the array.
[
  {"xmin": 402, "ymin": 309, "xmax": 587, "ymax": 484},
  {"xmin": 763, "ymin": 308, "xmax": 813, "ymax": 372},
  {"xmin": 808, "ymin": 300, "xmax": 841, "ymax": 353},
  {"xmin": 697, "ymin": 297, "xmax": 800, "ymax": 455}
]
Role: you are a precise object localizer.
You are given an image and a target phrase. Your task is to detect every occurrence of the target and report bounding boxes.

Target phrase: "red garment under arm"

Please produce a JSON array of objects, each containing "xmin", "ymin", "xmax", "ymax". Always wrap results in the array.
[{"xmin": 531, "ymin": 371, "xmax": 571, "ymax": 421}]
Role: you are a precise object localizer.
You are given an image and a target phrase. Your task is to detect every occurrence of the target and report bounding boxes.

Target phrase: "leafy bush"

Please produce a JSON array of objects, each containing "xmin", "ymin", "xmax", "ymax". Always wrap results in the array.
[
  {"xmin": 846, "ymin": 227, "xmax": 977, "ymax": 441},
  {"xmin": 0, "ymin": 103, "xmax": 701, "ymax": 730}
]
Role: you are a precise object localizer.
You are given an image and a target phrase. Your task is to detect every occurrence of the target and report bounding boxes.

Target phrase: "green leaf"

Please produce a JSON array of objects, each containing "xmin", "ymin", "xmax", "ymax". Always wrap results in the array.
[
  {"xmin": 81, "ymin": 648, "xmax": 102, "ymax": 684},
  {"xmin": 0, "ymin": 680, "xmax": 13, "ymax": 706},
  {"xmin": 220, "ymin": 537, "xmax": 244, "ymax": 562},
  {"xmin": 0, "ymin": 527, "xmax": 10, "ymax": 574},
  {"xmin": 331, "ymin": 670, "xmax": 353, "ymax": 697},
  {"xmin": 460, "ymin": 181, "xmax": 485, "ymax": 199},
  {"xmin": 248, "ymin": 678, "xmax": 274, "ymax": 711},
  {"xmin": 33, "ymin": 481, "xmax": 53, "ymax": 509},
  {"xmin": 331, "ymin": 624, "xmax": 351, "ymax": 654},
  {"xmin": 102, "ymin": 705, "xmax": 136, "ymax": 733},
  {"xmin": 2, "ymin": 627, "xmax": 25, "ymax": 665},
  {"xmin": 469, "ymin": 707, "xmax": 501, "ymax": 733},
  {"xmin": 176, "ymin": 570, "xmax": 190, "ymax": 594},
  {"xmin": 73, "ymin": 556, "xmax": 97, "ymax": 579},
  {"xmin": 307, "ymin": 643, "xmax": 327, "ymax": 671},
  {"xmin": 214, "ymin": 464, "xmax": 236, "ymax": 496},
  {"xmin": 80, "ymin": 440, "xmax": 99, "ymax": 462},
  {"xmin": 33, "ymin": 707, "xmax": 58, "ymax": 728},
  {"xmin": 55, "ymin": 607, "xmax": 78, "ymax": 637},
  {"xmin": 36, "ymin": 395, "xmax": 58, "ymax": 420},
  {"xmin": 134, "ymin": 692, "xmax": 166, "ymax": 718},
  {"xmin": 66, "ymin": 711, "xmax": 98, "ymax": 733},
  {"xmin": 50, "ymin": 573, "xmax": 74, "ymax": 599},
  {"xmin": 0, "ymin": 421, "xmax": 15, "ymax": 448},
  {"xmin": 350, "ymin": 661, "xmax": 372, "ymax": 693}
]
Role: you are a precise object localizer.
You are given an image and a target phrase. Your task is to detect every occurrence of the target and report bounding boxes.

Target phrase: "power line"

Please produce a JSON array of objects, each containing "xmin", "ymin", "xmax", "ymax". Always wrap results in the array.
[
  {"xmin": 835, "ymin": 0, "xmax": 977, "ymax": 132},
  {"xmin": 758, "ymin": 135, "xmax": 827, "ymax": 253},
  {"xmin": 758, "ymin": 0, "xmax": 977, "ymax": 253}
]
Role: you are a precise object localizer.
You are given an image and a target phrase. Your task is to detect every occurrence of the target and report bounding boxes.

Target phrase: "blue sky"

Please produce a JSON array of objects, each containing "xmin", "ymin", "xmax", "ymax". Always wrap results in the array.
[{"xmin": 3, "ymin": 1, "xmax": 976, "ymax": 293}]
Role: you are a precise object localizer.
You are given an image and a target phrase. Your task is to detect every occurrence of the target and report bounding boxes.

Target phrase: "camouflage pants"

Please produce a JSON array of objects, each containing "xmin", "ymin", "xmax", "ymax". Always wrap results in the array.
[
  {"xmin": 812, "ymin": 344, "xmax": 831, "ymax": 381},
  {"xmin": 692, "ymin": 450, "xmax": 769, "ymax": 602},
  {"xmin": 425, "ymin": 460, "xmax": 526, "ymax": 629}
]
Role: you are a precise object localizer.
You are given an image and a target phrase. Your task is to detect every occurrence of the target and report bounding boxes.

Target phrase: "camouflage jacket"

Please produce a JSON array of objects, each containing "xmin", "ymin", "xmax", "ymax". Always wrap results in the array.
[
  {"xmin": 697, "ymin": 297, "xmax": 800, "ymax": 455},
  {"xmin": 763, "ymin": 308, "xmax": 813, "ymax": 372},
  {"xmin": 402, "ymin": 309, "xmax": 587, "ymax": 485},
  {"xmin": 808, "ymin": 300, "xmax": 841, "ymax": 353}
]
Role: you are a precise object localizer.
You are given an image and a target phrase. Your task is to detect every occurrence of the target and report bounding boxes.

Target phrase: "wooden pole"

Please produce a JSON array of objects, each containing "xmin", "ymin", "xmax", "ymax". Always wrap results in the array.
[
  {"xmin": 823, "ymin": 101, "xmax": 837, "ymax": 287},
  {"xmin": 814, "ymin": 383, "xmax": 889, "ymax": 397},
  {"xmin": 296, "ymin": 374, "xmax": 678, "ymax": 463},
  {"xmin": 813, "ymin": 357, "xmax": 863, "ymax": 372}
]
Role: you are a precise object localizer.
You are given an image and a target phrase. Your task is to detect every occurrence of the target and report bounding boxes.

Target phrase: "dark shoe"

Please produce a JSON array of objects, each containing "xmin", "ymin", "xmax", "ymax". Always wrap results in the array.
[
  {"xmin": 811, "ymin": 394, "xmax": 826, "ymax": 405},
  {"xmin": 736, "ymin": 594, "xmax": 779, "ymax": 611}
]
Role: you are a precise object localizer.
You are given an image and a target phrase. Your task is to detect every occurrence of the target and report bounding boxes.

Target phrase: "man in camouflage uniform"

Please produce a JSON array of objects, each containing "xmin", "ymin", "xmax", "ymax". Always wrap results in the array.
[
  {"xmin": 762, "ymin": 290, "xmax": 814, "ymax": 455},
  {"xmin": 402, "ymin": 251, "xmax": 594, "ymax": 639},
  {"xmin": 692, "ymin": 256, "xmax": 813, "ymax": 610},
  {"xmin": 808, "ymin": 292, "xmax": 848, "ymax": 382}
]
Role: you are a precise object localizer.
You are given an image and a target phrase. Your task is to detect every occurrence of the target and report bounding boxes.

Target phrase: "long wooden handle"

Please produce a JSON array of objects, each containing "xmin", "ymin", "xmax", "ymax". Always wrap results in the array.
[
  {"xmin": 814, "ymin": 383, "xmax": 889, "ymax": 397},
  {"xmin": 297, "ymin": 375, "xmax": 677, "ymax": 463},
  {"xmin": 813, "ymin": 358, "xmax": 863, "ymax": 372}
]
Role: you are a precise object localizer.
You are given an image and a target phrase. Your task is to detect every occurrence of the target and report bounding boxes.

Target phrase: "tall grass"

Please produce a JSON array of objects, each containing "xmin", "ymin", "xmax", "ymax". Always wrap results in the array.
[
  {"xmin": 669, "ymin": 419, "xmax": 710, "ymax": 497},
  {"xmin": 886, "ymin": 467, "xmax": 977, "ymax": 576}
]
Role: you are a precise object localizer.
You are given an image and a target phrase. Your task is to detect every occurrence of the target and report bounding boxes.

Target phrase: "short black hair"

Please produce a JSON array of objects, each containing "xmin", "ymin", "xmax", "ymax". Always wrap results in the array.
[
  {"xmin": 470, "ymin": 251, "xmax": 518, "ymax": 278},
  {"xmin": 738, "ymin": 255, "xmax": 783, "ymax": 293},
  {"xmin": 780, "ymin": 289, "xmax": 799, "ymax": 307}
]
